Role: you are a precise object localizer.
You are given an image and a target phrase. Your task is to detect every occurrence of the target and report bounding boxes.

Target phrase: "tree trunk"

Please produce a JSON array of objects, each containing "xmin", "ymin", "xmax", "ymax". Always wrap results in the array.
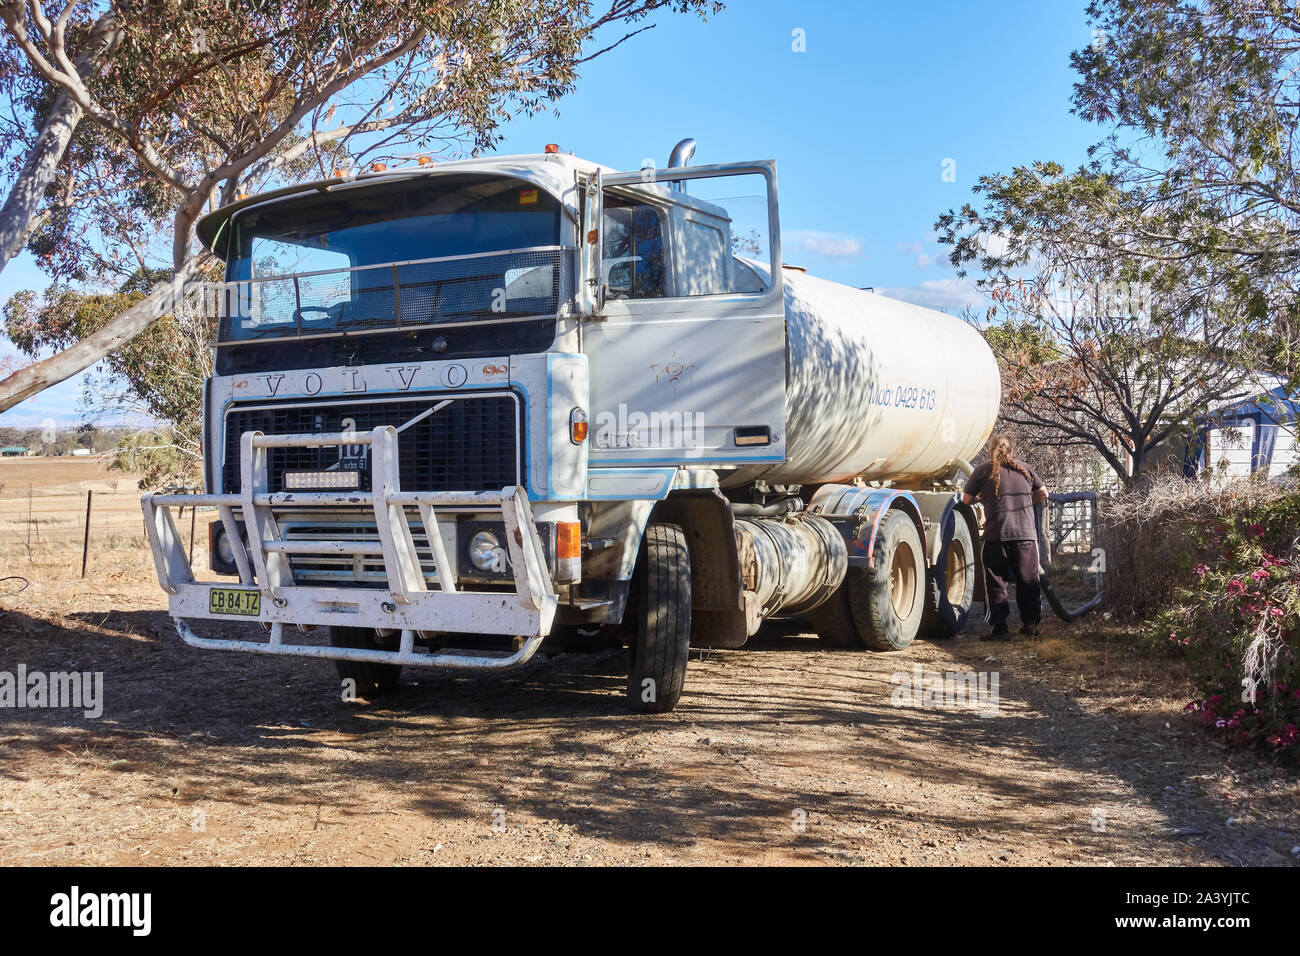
[
  {"xmin": 0, "ymin": 255, "xmax": 210, "ymax": 414},
  {"xmin": 0, "ymin": 89, "xmax": 84, "ymax": 273},
  {"xmin": 0, "ymin": 13, "xmax": 121, "ymax": 276}
]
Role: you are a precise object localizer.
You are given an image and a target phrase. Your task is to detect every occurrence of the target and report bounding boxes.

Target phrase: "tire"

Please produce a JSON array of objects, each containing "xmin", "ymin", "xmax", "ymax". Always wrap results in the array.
[
  {"xmin": 328, "ymin": 626, "xmax": 402, "ymax": 697},
  {"xmin": 810, "ymin": 510, "xmax": 925, "ymax": 651},
  {"xmin": 920, "ymin": 512, "xmax": 975, "ymax": 640},
  {"xmin": 859, "ymin": 511, "xmax": 926, "ymax": 650},
  {"xmin": 626, "ymin": 523, "xmax": 691, "ymax": 714},
  {"xmin": 809, "ymin": 566, "xmax": 869, "ymax": 647}
]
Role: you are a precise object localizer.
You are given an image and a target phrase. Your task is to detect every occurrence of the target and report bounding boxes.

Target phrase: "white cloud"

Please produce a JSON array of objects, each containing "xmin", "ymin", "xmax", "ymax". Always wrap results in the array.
[
  {"xmin": 981, "ymin": 231, "xmax": 1011, "ymax": 258},
  {"xmin": 785, "ymin": 229, "xmax": 864, "ymax": 259},
  {"xmin": 878, "ymin": 277, "xmax": 988, "ymax": 313},
  {"xmin": 896, "ymin": 240, "xmax": 923, "ymax": 254},
  {"xmin": 914, "ymin": 254, "xmax": 934, "ymax": 268}
]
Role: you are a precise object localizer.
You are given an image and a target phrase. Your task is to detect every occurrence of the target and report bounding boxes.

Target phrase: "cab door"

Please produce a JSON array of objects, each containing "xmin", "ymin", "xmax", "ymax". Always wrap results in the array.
[{"xmin": 579, "ymin": 161, "xmax": 787, "ymax": 469}]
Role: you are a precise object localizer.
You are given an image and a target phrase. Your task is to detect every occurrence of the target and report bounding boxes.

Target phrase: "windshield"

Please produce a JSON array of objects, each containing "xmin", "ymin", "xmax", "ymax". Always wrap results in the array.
[{"xmin": 220, "ymin": 174, "xmax": 564, "ymax": 342}]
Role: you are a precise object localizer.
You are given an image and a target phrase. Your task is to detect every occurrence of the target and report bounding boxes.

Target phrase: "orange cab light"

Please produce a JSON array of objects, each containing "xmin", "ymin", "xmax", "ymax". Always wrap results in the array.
[
  {"xmin": 569, "ymin": 407, "xmax": 588, "ymax": 443},
  {"xmin": 557, "ymin": 522, "xmax": 581, "ymax": 562},
  {"xmin": 544, "ymin": 143, "xmax": 560, "ymax": 154}
]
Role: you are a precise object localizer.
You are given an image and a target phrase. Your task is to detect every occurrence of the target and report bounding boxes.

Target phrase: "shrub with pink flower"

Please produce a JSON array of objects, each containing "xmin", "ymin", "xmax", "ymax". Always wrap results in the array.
[{"xmin": 1151, "ymin": 497, "xmax": 1300, "ymax": 761}]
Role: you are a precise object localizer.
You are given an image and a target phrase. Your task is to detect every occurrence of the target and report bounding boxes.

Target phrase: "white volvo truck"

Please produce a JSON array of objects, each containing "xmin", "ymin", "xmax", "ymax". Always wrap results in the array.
[{"xmin": 142, "ymin": 139, "xmax": 1000, "ymax": 713}]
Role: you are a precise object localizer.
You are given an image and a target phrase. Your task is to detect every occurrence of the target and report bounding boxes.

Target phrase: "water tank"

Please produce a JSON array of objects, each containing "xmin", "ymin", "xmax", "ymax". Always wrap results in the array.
[{"xmin": 728, "ymin": 269, "xmax": 1000, "ymax": 487}]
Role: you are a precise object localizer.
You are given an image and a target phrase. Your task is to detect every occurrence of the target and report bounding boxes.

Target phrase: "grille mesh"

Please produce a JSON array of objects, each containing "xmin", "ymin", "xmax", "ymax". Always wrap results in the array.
[{"xmin": 222, "ymin": 394, "xmax": 520, "ymax": 494}]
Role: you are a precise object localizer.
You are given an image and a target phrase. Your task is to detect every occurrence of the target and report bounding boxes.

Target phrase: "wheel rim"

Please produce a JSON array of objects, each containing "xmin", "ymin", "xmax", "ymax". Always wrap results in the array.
[
  {"xmin": 890, "ymin": 540, "xmax": 919, "ymax": 618},
  {"xmin": 945, "ymin": 538, "xmax": 969, "ymax": 607}
]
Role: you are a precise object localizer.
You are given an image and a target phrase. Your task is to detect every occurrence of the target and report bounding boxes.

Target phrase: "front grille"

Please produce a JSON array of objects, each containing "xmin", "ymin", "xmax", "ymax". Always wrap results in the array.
[
  {"xmin": 277, "ymin": 516, "xmax": 441, "ymax": 585},
  {"xmin": 221, "ymin": 393, "xmax": 521, "ymax": 494}
]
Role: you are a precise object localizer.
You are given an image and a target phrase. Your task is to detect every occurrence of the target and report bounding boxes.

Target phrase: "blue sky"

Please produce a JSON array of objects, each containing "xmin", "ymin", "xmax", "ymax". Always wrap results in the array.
[{"xmin": 0, "ymin": 0, "xmax": 1101, "ymax": 427}]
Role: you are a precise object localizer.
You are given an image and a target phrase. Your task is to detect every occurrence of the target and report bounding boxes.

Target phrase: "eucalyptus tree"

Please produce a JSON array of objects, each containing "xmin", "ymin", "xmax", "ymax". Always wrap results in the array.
[{"xmin": 0, "ymin": 0, "xmax": 722, "ymax": 412}]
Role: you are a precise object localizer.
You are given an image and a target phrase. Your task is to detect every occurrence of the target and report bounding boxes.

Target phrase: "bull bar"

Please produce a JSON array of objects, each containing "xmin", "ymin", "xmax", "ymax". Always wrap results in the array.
[{"xmin": 140, "ymin": 425, "xmax": 558, "ymax": 670}]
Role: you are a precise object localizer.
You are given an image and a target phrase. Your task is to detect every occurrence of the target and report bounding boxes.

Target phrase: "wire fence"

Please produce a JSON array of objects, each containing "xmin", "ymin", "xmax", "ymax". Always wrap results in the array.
[{"xmin": 0, "ymin": 481, "xmax": 214, "ymax": 577}]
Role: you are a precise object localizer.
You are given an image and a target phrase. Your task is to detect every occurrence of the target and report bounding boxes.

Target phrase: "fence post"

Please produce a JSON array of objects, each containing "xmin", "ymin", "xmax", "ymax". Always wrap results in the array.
[{"xmin": 81, "ymin": 489, "xmax": 93, "ymax": 579}]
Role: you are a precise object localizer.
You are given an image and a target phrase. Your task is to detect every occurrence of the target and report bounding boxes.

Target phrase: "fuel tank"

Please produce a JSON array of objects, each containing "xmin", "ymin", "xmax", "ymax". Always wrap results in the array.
[{"xmin": 727, "ymin": 268, "xmax": 1000, "ymax": 487}]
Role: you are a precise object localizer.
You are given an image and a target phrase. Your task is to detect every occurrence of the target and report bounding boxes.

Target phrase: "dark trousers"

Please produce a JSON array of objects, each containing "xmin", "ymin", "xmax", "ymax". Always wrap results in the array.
[{"xmin": 983, "ymin": 539, "xmax": 1041, "ymax": 631}]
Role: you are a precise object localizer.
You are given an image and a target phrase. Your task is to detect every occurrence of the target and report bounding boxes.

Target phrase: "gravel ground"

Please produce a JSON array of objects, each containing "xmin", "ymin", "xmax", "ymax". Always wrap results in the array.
[{"xmin": 1, "ymin": 570, "xmax": 1298, "ymax": 867}]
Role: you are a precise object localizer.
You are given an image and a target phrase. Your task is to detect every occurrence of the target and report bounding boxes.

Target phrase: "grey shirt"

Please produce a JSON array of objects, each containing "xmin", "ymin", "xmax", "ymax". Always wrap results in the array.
[{"xmin": 966, "ymin": 461, "xmax": 1044, "ymax": 542}]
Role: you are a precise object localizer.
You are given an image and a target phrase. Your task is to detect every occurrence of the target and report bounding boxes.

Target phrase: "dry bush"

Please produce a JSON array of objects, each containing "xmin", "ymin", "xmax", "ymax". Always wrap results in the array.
[{"xmin": 1101, "ymin": 472, "xmax": 1300, "ymax": 617}]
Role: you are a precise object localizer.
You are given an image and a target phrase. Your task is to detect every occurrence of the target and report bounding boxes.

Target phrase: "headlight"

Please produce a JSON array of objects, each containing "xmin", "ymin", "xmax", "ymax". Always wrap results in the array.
[
  {"xmin": 469, "ymin": 531, "xmax": 502, "ymax": 571},
  {"xmin": 215, "ymin": 529, "xmax": 235, "ymax": 565}
]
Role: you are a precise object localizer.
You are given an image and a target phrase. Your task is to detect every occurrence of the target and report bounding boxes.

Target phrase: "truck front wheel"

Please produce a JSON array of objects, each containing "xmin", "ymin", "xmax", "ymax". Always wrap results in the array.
[
  {"xmin": 329, "ymin": 626, "xmax": 403, "ymax": 697},
  {"xmin": 626, "ymin": 523, "xmax": 692, "ymax": 714}
]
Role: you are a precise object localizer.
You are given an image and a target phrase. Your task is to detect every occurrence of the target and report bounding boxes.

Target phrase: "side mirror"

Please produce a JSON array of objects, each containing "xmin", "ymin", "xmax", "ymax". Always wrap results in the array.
[
  {"xmin": 579, "ymin": 171, "xmax": 604, "ymax": 317},
  {"xmin": 606, "ymin": 261, "xmax": 633, "ymax": 298}
]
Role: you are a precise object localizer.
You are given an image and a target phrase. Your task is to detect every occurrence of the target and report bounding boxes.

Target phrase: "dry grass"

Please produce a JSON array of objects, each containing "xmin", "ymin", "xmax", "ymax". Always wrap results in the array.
[
  {"xmin": 0, "ymin": 459, "xmax": 212, "ymax": 607},
  {"xmin": 1100, "ymin": 472, "xmax": 1297, "ymax": 618},
  {"xmin": 1028, "ymin": 637, "xmax": 1075, "ymax": 663}
]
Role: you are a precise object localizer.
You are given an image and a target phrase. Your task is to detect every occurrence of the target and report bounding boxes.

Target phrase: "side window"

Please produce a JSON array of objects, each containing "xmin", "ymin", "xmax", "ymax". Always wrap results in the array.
[
  {"xmin": 602, "ymin": 200, "xmax": 666, "ymax": 299},
  {"xmin": 594, "ymin": 169, "xmax": 775, "ymax": 300},
  {"xmin": 678, "ymin": 216, "xmax": 729, "ymax": 295}
]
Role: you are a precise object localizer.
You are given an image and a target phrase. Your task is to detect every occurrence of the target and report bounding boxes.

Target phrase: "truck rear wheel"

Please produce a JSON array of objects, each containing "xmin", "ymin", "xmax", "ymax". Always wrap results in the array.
[
  {"xmin": 626, "ymin": 523, "xmax": 691, "ymax": 714},
  {"xmin": 329, "ymin": 626, "xmax": 403, "ymax": 697},
  {"xmin": 809, "ymin": 566, "xmax": 868, "ymax": 648},
  {"xmin": 810, "ymin": 510, "xmax": 924, "ymax": 651},
  {"xmin": 920, "ymin": 514, "xmax": 975, "ymax": 640}
]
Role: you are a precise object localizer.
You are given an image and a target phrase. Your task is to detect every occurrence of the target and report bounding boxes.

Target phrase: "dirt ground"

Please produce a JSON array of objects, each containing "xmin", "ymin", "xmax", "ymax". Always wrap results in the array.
[{"xmin": 2, "ymin": 539, "xmax": 1299, "ymax": 867}]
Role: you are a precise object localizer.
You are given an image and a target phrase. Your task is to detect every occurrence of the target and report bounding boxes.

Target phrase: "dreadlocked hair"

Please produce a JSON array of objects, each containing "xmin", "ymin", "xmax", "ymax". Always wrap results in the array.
[{"xmin": 988, "ymin": 434, "xmax": 1034, "ymax": 497}]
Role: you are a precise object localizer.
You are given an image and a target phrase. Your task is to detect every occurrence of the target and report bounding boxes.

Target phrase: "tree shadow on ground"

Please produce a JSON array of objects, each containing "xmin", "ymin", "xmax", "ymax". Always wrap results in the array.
[{"xmin": 0, "ymin": 603, "xmax": 1293, "ymax": 865}]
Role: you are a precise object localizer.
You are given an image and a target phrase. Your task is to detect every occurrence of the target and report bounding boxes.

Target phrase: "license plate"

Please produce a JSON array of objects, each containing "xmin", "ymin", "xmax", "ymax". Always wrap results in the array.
[{"xmin": 209, "ymin": 588, "xmax": 261, "ymax": 616}]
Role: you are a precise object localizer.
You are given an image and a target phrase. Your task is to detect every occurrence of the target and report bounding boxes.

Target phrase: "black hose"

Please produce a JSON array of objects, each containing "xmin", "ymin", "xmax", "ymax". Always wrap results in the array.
[
  {"xmin": 0, "ymin": 575, "xmax": 30, "ymax": 620},
  {"xmin": 1034, "ymin": 500, "xmax": 1104, "ymax": 622},
  {"xmin": 732, "ymin": 497, "xmax": 804, "ymax": 517}
]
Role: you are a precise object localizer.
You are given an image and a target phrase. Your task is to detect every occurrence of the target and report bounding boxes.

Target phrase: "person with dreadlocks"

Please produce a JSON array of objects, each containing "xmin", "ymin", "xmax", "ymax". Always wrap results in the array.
[{"xmin": 960, "ymin": 433, "xmax": 1049, "ymax": 640}]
